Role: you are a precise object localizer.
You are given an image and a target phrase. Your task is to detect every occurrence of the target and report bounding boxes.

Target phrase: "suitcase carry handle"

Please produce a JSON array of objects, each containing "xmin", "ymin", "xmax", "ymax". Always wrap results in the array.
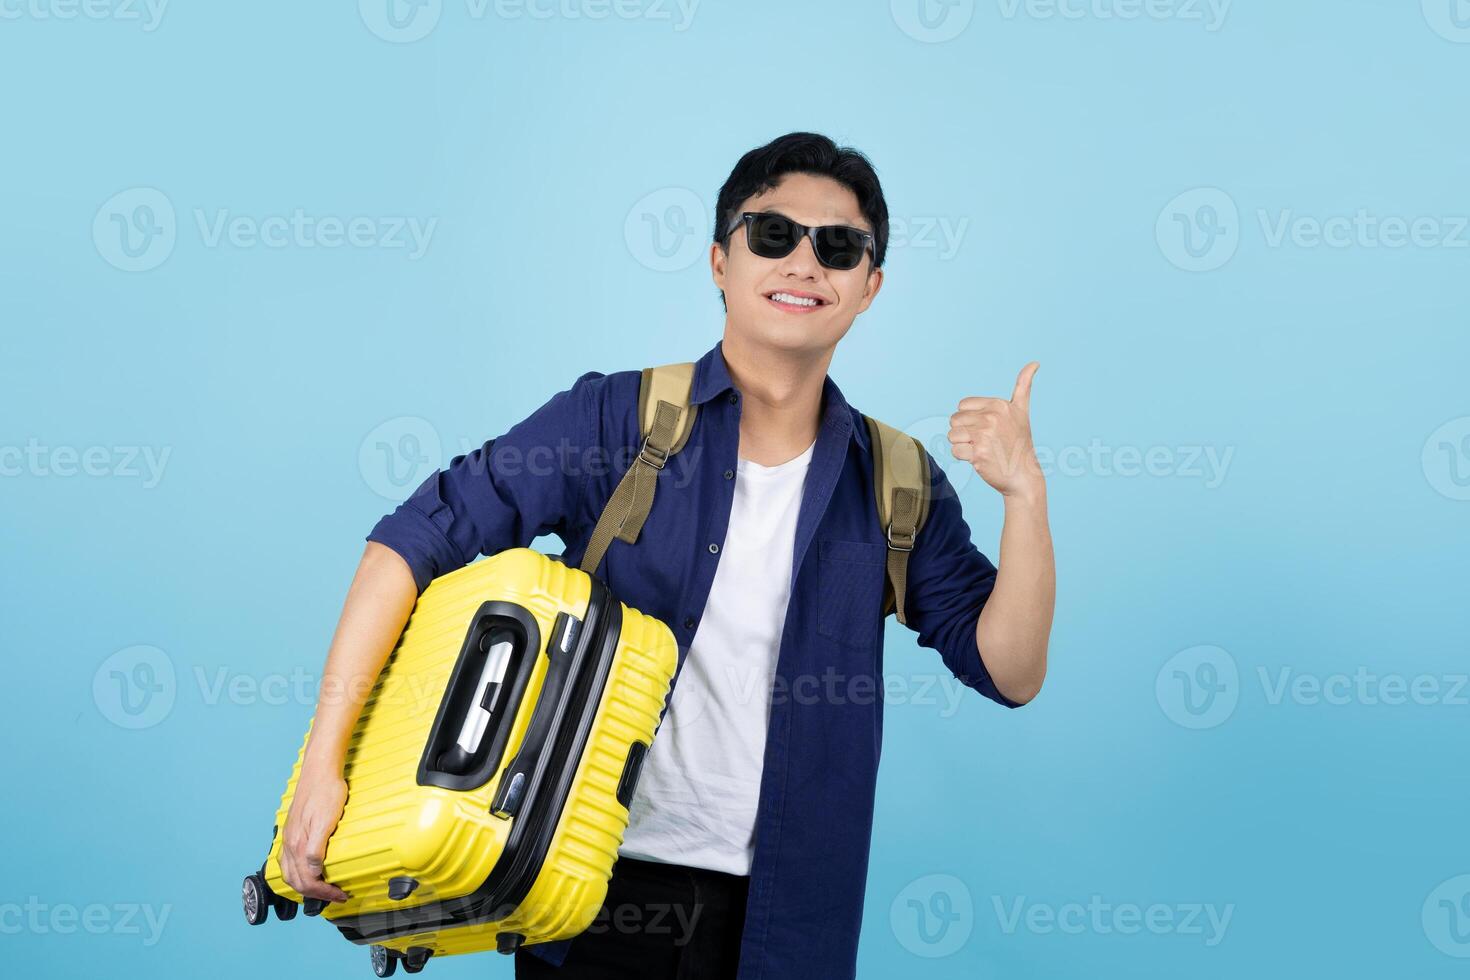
[
  {"xmin": 416, "ymin": 601, "xmax": 545, "ymax": 792},
  {"xmin": 488, "ymin": 607, "xmax": 586, "ymax": 819},
  {"xmin": 434, "ymin": 625, "xmax": 518, "ymax": 777}
]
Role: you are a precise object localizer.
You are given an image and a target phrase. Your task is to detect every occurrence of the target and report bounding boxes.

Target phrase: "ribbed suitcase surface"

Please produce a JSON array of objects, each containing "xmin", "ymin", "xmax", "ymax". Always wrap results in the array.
[{"xmin": 246, "ymin": 548, "xmax": 678, "ymax": 970}]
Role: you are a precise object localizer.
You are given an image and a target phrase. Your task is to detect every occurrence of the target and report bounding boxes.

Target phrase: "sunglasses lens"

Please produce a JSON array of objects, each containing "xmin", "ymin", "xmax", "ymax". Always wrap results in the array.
[
  {"xmin": 814, "ymin": 225, "xmax": 866, "ymax": 270},
  {"xmin": 747, "ymin": 213, "xmax": 799, "ymax": 258}
]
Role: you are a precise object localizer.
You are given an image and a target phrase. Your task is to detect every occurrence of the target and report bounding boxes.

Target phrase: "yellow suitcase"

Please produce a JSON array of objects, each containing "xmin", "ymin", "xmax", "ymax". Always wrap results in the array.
[{"xmin": 241, "ymin": 548, "xmax": 678, "ymax": 975}]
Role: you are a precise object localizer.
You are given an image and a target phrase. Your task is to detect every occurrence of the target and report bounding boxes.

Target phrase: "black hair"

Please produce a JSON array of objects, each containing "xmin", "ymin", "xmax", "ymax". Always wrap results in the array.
[{"xmin": 712, "ymin": 132, "xmax": 888, "ymax": 309}]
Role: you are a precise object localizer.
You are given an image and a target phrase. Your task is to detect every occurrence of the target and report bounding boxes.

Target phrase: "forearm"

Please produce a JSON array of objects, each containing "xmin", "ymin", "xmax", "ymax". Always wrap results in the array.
[
  {"xmin": 300, "ymin": 541, "xmax": 419, "ymax": 775},
  {"xmin": 975, "ymin": 483, "xmax": 1055, "ymax": 704}
]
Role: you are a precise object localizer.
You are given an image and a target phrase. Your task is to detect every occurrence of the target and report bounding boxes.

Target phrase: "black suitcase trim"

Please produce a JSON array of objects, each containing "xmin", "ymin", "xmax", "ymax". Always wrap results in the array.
[{"xmin": 331, "ymin": 575, "xmax": 623, "ymax": 944}]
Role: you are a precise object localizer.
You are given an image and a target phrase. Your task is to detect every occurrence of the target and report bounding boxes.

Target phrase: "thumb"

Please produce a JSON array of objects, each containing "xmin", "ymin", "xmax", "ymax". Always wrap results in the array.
[{"xmin": 1011, "ymin": 361, "xmax": 1040, "ymax": 411}]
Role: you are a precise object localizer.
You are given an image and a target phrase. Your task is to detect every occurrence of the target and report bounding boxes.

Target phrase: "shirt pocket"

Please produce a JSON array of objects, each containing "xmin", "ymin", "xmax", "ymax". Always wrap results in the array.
[{"xmin": 817, "ymin": 539, "xmax": 888, "ymax": 649}]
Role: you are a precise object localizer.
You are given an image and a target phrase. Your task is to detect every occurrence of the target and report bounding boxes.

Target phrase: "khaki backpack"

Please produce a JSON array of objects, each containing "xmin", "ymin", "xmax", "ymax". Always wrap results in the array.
[{"xmin": 579, "ymin": 362, "xmax": 931, "ymax": 625}]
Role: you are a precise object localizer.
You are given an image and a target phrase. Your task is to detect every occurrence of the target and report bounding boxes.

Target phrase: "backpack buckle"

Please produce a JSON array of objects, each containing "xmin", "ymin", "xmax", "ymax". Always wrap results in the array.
[
  {"xmin": 886, "ymin": 521, "xmax": 915, "ymax": 552},
  {"xmin": 637, "ymin": 436, "xmax": 669, "ymax": 471}
]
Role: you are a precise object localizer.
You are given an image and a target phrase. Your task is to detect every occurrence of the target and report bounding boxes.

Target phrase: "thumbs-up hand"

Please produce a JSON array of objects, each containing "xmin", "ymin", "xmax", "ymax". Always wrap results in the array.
[{"xmin": 948, "ymin": 362, "xmax": 1044, "ymax": 499}]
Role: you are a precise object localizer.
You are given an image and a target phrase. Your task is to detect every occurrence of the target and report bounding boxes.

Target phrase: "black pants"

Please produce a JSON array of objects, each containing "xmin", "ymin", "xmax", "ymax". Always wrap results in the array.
[{"xmin": 514, "ymin": 856, "xmax": 750, "ymax": 979}]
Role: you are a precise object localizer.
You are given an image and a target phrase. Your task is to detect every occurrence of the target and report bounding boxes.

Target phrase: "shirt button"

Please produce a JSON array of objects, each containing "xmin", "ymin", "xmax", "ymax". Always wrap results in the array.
[
  {"xmin": 727, "ymin": 391, "xmax": 738, "ymax": 404},
  {"xmin": 683, "ymin": 616, "xmax": 696, "ymax": 630},
  {"xmin": 723, "ymin": 469, "xmax": 734, "ymax": 480},
  {"xmin": 708, "ymin": 542, "xmax": 720, "ymax": 554}
]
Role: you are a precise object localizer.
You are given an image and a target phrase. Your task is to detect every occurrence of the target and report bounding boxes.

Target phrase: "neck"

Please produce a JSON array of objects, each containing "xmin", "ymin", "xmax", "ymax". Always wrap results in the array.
[{"xmin": 720, "ymin": 330, "xmax": 829, "ymax": 467}]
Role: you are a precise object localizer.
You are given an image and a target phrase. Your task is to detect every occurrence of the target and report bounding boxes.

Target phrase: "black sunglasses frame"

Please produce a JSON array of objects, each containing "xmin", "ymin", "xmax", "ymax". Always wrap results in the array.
[{"xmin": 723, "ymin": 211, "xmax": 876, "ymax": 271}]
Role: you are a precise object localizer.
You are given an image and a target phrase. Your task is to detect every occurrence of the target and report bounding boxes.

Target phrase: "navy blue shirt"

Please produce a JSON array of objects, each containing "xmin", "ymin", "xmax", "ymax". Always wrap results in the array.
[{"xmin": 367, "ymin": 338, "xmax": 1018, "ymax": 979}]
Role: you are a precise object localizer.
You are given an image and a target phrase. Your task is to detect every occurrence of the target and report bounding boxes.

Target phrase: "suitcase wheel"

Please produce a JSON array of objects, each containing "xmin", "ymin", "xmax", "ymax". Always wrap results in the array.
[
  {"xmin": 241, "ymin": 874, "xmax": 271, "ymax": 926},
  {"xmin": 271, "ymin": 895, "xmax": 298, "ymax": 921},
  {"xmin": 402, "ymin": 948, "xmax": 432, "ymax": 973},
  {"xmin": 303, "ymin": 898, "xmax": 327, "ymax": 917},
  {"xmin": 370, "ymin": 945, "xmax": 396, "ymax": 977}
]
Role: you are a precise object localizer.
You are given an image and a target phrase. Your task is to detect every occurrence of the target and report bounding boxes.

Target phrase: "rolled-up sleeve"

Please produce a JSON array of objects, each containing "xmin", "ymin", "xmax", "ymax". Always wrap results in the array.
[
  {"xmin": 901, "ymin": 452, "xmax": 1021, "ymax": 708},
  {"xmin": 366, "ymin": 371, "xmax": 601, "ymax": 593}
]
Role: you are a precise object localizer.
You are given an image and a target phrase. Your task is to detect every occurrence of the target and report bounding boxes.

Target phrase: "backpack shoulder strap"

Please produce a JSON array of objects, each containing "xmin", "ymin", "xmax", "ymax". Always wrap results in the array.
[
  {"xmin": 580, "ymin": 362, "xmax": 699, "ymax": 576},
  {"xmin": 863, "ymin": 415, "xmax": 931, "ymax": 626}
]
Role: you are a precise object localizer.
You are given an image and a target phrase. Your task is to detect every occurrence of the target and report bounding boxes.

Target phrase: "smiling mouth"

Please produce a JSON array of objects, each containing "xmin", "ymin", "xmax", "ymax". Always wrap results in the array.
[{"xmin": 764, "ymin": 290, "xmax": 829, "ymax": 313}]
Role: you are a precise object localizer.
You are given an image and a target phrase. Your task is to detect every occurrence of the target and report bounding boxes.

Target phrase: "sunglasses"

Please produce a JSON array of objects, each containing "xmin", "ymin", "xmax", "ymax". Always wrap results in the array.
[{"xmin": 724, "ymin": 211, "xmax": 876, "ymax": 271}]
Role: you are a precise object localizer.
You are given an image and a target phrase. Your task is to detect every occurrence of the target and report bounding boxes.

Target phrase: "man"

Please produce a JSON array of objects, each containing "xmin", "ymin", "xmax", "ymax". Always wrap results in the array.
[{"xmin": 278, "ymin": 132, "xmax": 1055, "ymax": 979}]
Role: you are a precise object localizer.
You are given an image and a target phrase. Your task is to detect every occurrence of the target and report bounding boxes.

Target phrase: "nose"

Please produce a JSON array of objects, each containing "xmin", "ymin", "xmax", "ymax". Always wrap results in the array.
[{"xmin": 775, "ymin": 235, "xmax": 821, "ymax": 281}]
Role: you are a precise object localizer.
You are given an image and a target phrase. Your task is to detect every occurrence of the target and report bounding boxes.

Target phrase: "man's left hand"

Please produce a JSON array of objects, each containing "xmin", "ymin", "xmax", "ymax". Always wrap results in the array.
[{"xmin": 947, "ymin": 361, "xmax": 1044, "ymax": 499}]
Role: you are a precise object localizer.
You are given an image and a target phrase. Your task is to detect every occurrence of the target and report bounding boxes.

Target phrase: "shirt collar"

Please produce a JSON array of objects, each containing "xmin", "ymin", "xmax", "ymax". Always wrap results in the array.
[
  {"xmin": 690, "ymin": 338, "xmax": 871, "ymax": 454},
  {"xmin": 688, "ymin": 339, "xmax": 736, "ymax": 405}
]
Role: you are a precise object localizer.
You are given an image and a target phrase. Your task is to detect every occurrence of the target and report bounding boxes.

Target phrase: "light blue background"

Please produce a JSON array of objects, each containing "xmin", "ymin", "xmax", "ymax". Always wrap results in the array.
[{"xmin": 3, "ymin": 1, "xmax": 1468, "ymax": 976}]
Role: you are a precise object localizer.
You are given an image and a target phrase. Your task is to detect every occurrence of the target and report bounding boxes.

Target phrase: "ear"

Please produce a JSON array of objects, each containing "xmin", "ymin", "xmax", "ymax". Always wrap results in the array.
[
  {"xmin": 854, "ymin": 265, "xmax": 884, "ymax": 315},
  {"xmin": 710, "ymin": 241, "xmax": 727, "ymax": 290}
]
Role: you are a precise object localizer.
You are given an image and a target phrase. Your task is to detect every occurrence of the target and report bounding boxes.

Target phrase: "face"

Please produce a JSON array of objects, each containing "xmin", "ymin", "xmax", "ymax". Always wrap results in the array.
[{"xmin": 711, "ymin": 172, "xmax": 883, "ymax": 356}]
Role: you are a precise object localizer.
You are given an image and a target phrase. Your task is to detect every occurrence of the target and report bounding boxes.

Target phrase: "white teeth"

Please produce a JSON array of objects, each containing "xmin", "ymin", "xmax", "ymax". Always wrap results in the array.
[{"xmin": 769, "ymin": 292, "xmax": 820, "ymax": 307}]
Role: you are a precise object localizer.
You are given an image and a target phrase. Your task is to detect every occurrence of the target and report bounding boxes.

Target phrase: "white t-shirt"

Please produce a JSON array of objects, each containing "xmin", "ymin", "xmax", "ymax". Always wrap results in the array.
[{"xmin": 618, "ymin": 437, "xmax": 817, "ymax": 876}]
